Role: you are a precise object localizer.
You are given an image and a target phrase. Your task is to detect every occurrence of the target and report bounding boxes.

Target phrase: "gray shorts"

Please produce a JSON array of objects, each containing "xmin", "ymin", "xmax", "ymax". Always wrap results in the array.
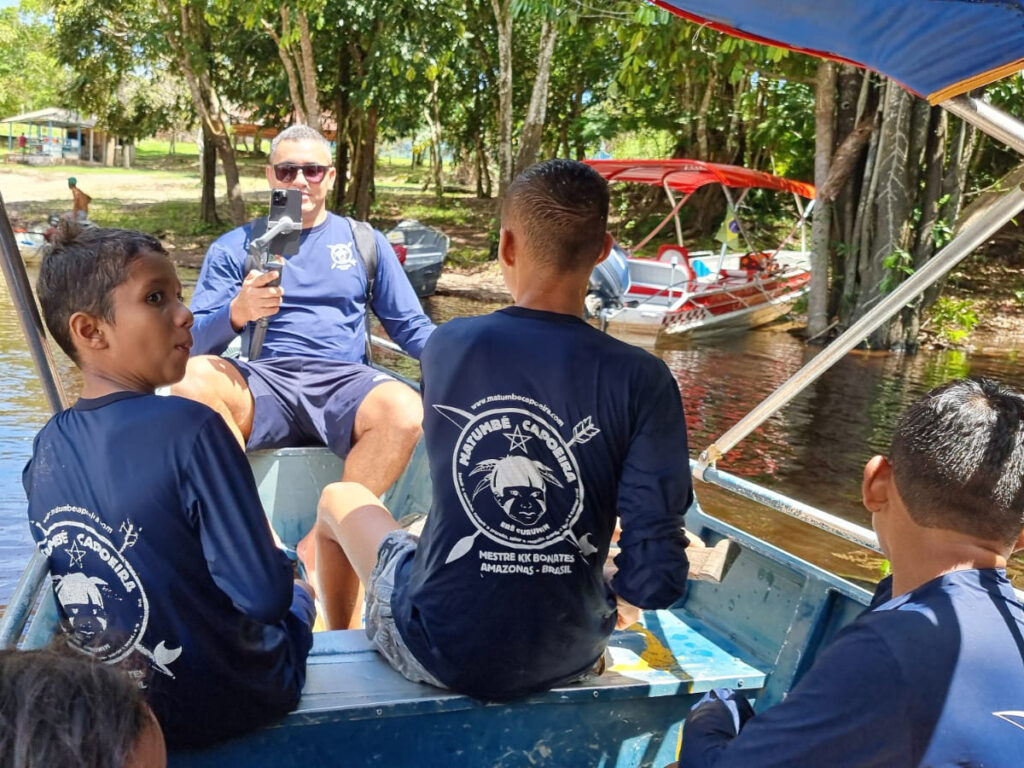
[
  {"xmin": 365, "ymin": 530, "xmax": 447, "ymax": 689},
  {"xmin": 366, "ymin": 530, "xmax": 609, "ymax": 692}
]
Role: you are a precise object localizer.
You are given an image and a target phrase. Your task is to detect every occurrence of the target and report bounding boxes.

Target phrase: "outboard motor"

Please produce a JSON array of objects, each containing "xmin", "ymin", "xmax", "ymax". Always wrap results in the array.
[{"xmin": 585, "ymin": 243, "xmax": 630, "ymax": 322}]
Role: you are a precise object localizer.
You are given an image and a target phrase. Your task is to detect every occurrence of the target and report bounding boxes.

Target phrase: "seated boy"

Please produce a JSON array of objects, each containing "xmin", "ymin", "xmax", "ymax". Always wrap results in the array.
[
  {"xmin": 24, "ymin": 224, "xmax": 315, "ymax": 749},
  {"xmin": 679, "ymin": 378, "xmax": 1024, "ymax": 767},
  {"xmin": 314, "ymin": 159, "xmax": 692, "ymax": 699}
]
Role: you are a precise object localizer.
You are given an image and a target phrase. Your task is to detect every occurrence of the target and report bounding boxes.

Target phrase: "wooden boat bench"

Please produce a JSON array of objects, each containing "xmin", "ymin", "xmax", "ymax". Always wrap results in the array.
[{"xmin": 171, "ymin": 609, "xmax": 764, "ymax": 768}]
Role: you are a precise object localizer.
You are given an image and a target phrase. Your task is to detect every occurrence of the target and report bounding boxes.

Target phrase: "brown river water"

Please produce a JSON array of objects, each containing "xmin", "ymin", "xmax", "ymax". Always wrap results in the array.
[{"xmin": 0, "ymin": 265, "xmax": 1021, "ymax": 605}]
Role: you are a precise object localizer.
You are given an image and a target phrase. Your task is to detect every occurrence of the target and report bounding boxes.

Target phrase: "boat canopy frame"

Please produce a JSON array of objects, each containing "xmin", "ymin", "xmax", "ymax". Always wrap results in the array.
[{"xmin": 586, "ymin": 158, "xmax": 815, "ymax": 259}]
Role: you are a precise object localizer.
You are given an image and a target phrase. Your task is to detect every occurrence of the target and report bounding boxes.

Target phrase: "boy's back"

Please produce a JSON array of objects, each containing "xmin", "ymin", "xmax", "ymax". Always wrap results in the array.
[
  {"xmin": 25, "ymin": 392, "xmax": 312, "ymax": 748},
  {"xmin": 684, "ymin": 568, "xmax": 1024, "ymax": 766},
  {"xmin": 391, "ymin": 306, "xmax": 692, "ymax": 699}
]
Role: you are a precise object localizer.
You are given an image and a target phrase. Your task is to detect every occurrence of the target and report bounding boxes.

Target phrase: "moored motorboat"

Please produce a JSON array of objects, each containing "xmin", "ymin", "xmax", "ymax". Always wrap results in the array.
[{"xmin": 583, "ymin": 159, "xmax": 814, "ymax": 341}]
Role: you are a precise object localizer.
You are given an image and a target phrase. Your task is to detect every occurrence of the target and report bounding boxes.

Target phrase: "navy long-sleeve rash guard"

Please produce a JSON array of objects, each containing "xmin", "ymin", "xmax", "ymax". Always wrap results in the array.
[
  {"xmin": 680, "ymin": 570, "xmax": 1024, "ymax": 767},
  {"xmin": 24, "ymin": 392, "xmax": 312, "ymax": 748},
  {"xmin": 391, "ymin": 307, "xmax": 692, "ymax": 700},
  {"xmin": 190, "ymin": 213, "xmax": 435, "ymax": 361}
]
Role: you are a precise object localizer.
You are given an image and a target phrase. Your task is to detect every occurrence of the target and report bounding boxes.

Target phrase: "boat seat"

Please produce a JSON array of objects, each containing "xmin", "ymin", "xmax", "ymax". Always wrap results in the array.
[
  {"xmin": 655, "ymin": 244, "xmax": 696, "ymax": 281},
  {"xmin": 296, "ymin": 608, "xmax": 764, "ymax": 719}
]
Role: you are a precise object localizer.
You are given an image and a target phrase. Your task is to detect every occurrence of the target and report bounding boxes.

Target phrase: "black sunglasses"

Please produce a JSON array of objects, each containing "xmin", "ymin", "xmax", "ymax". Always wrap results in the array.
[{"xmin": 273, "ymin": 163, "xmax": 328, "ymax": 184}]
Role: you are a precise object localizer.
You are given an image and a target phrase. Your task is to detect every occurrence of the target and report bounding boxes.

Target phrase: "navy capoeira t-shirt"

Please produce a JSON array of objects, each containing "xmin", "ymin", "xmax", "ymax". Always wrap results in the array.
[
  {"xmin": 680, "ymin": 569, "xmax": 1024, "ymax": 767},
  {"xmin": 189, "ymin": 212, "xmax": 435, "ymax": 362},
  {"xmin": 391, "ymin": 307, "xmax": 692, "ymax": 700},
  {"xmin": 23, "ymin": 392, "xmax": 313, "ymax": 748}
]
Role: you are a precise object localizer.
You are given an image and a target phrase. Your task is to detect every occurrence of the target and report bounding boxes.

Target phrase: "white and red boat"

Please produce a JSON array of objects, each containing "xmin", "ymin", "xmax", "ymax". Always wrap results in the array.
[{"xmin": 584, "ymin": 159, "xmax": 815, "ymax": 341}]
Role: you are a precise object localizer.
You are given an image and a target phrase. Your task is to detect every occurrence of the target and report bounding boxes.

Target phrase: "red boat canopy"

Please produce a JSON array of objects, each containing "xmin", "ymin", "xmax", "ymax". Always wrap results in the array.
[
  {"xmin": 585, "ymin": 159, "xmax": 816, "ymax": 199},
  {"xmin": 652, "ymin": 1, "xmax": 1024, "ymax": 105}
]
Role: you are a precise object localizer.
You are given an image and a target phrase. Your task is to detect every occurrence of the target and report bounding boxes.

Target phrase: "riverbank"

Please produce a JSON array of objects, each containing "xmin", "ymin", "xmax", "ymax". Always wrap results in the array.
[{"xmin": 5, "ymin": 156, "xmax": 1024, "ymax": 337}]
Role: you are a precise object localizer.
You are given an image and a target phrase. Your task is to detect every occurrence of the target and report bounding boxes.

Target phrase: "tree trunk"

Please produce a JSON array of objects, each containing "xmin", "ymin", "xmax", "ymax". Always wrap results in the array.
[
  {"xmin": 200, "ymin": 121, "xmax": 218, "ymax": 224},
  {"xmin": 426, "ymin": 76, "xmax": 444, "ymax": 203},
  {"xmin": 491, "ymin": 0, "xmax": 513, "ymax": 198},
  {"xmin": 861, "ymin": 81, "xmax": 915, "ymax": 347},
  {"xmin": 263, "ymin": 10, "xmax": 306, "ymax": 124},
  {"xmin": 160, "ymin": 0, "xmax": 245, "ymax": 225},
  {"xmin": 695, "ymin": 67, "xmax": 717, "ymax": 161},
  {"xmin": 514, "ymin": 17, "xmax": 558, "ymax": 174},
  {"xmin": 808, "ymin": 62, "xmax": 835, "ymax": 340},
  {"xmin": 333, "ymin": 44, "xmax": 351, "ymax": 213},
  {"xmin": 353, "ymin": 106, "xmax": 378, "ymax": 221},
  {"xmin": 296, "ymin": 10, "xmax": 321, "ymax": 126}
]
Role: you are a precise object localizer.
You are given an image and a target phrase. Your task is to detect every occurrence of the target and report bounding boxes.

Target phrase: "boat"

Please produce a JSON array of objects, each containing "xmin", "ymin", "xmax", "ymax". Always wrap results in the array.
[
  {"xmin": 3, "ymin": 2, "xmax": 1024, "ymax": 765},
  {"xmin": 385, "ymin": 219, "xmax": 449, "ymax": 298},
  {"xmin": 583, "ymin": 159, "xmax": 814, "ymax": 340}
]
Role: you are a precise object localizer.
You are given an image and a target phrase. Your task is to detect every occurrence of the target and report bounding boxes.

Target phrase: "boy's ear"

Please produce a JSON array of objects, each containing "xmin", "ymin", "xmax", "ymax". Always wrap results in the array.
[
  {"xmin": 593, "ymin": 232, "xmax": 614, "ymax": 267},
  {"xmin": 498, "ymin": 226, "xmax": 515, "ymax": 266},
  {"xmin": 862, "ymin": 455, "xmax": 892, "ymax": 513},
  {"xmin": 69, "ymin": 311, "xmax": 109, "ymax": 353}
]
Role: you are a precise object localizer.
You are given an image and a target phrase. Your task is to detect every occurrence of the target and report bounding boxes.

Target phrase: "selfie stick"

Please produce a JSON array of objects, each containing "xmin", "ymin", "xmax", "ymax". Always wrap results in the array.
[{"xmin": 244, "ymin": 216, "xmax": 300, "ymax": 361}]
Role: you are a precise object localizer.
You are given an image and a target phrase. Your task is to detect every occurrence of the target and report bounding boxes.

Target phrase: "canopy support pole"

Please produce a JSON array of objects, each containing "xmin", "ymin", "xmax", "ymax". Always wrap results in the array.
[
  {"xmin": 663, "ymin": 182, "xmax": 686, "ymax": 246},
  {"xmin": 0, "ymin": 192, "xmax": 70, "ymax": 648}
]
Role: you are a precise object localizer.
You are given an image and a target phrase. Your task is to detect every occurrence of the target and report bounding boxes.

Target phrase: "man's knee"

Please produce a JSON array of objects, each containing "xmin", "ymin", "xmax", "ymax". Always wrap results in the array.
[
  {"xmin": 171, "ymin": 356, "xmax": 230, "ymax": 404},
  {"xmin": 359, "ymin": 383, "xmax": 424, "ymax": 443}
]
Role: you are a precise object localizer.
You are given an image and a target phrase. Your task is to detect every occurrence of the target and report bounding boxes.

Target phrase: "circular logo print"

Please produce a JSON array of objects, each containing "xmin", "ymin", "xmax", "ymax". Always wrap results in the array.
[
  {"xmin": 451, "ymin": 408, "xmax": 583, "ymax": 548},
  {"xmin": 39, "ymin": 520, "xmax": 148, "ymax": 663}
]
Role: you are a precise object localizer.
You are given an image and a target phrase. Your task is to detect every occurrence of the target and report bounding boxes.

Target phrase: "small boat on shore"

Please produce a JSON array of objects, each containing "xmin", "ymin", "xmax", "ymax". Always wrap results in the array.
[
  {"xmin": 584, "ymin": 159, "xmax": 814, "ymax": 341},
  {"xmin": 385, "ymin": 219, "xmax": 449, "ymax": 298}
]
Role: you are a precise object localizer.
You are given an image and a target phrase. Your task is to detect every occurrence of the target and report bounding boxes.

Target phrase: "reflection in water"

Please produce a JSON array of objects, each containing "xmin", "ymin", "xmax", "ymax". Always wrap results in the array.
[{"xmin": 0, "ymin": 272, "xmax": 1020, "ymax": 604}]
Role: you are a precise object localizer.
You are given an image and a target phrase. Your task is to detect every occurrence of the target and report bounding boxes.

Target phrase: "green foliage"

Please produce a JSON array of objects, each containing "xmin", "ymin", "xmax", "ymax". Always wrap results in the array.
[
  {"xmin": 927, "ymin": 297, "xmax": 979, "ymax": 345},
  {"xmin": 880, "ymin": 248, "xmax": 914, "ymax": 293},
  {"xmin": 0, "ymin": 5, "xmax": 71, "ymax": 117}
]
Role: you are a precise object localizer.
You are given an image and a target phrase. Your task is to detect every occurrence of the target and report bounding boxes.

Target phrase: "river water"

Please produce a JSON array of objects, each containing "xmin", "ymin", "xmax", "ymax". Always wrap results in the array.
[{"xmin": 0, "ymin": 265, "xmax": 1021, "ymax": 604}]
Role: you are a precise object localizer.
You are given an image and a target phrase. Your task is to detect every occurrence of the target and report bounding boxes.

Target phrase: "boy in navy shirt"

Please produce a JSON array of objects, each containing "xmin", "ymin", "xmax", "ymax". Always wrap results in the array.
[
  {"xmin": 680, "ymin": 378, "xmax": 1024, "ymax": 767},
  {"xmin": 24, "ymin": 225, "xmax": 315, "ymax": 749},
  {"xmin": 312, "ymin": 159, "xmax": 692, "ymax": 699}
]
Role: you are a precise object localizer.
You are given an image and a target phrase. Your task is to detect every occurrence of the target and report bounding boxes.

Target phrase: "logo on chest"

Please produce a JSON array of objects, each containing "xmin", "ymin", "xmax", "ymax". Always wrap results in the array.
[{"xmin": 329, "ymin": 242, "xmax": 358, "ymax": 271}]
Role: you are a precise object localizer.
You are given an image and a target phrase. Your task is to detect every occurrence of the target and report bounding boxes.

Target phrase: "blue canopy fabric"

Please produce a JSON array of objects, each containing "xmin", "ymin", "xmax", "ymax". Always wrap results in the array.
[{"xmin": 653, "ymin": 0, "xmax": 1024, "ymax": 103}]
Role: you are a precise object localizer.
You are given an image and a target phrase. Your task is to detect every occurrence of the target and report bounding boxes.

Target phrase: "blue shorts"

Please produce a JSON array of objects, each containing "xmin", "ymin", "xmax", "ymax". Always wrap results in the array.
[{"xmin": 229, "ymin": 356, "xmax": 398, "ymax": 457}]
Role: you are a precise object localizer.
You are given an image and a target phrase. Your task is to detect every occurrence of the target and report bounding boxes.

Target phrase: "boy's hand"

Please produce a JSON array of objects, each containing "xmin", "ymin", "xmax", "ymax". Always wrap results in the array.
[{"xmin": 230, "ymin": 269, "xmax": 285, "ymax": 330}]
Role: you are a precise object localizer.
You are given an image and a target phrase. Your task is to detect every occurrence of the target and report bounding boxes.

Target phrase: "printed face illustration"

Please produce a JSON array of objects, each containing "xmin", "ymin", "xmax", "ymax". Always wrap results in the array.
[
  {"xmin": 54, "ymin": 573, "xmax": 108, "ymax": 639},
  {"xmin": 488, "ymin": 455, "xmax": 553, "ymax": 527}
]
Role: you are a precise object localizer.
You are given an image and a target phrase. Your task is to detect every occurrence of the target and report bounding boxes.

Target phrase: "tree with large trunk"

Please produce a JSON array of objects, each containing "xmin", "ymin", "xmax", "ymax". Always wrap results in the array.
[
  {"xmin": 514, "ymin": 16, "xmax": 558, "ymax": 173},
  {"xmin": 807, "ymin": 61, "xmax": 835, "ymax": 340},
  {"xmin": 158, "ymin": 0, "xmax": 246, "ymax": 225},
  {"xmin": 491, "ymin": 0, "xmax": 514, "ymax": 198},
  {"xmin": 258, "ymin": 4, "xmax": 323, "ymax": 127}
]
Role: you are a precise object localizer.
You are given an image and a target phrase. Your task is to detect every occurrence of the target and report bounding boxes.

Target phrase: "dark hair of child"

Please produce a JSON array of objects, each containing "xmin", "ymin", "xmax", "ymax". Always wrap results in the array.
[
  {"xmin": 0, "ymin": 641, "xmax": 151, "ymax": 768},
  {"xmin": 36, "ymin": 222, "xmax": 167, "ymax": 363},
  {"xmin": 889, "ymin": 377, "xmax": 1024, "ymax": 545},
  {"xmin": 501, "ymin": 159, "xmax": 610, "ymax": 273}
]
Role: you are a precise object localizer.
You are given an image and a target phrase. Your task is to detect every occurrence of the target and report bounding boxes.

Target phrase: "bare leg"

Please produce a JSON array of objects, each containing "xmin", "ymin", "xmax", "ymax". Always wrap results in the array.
[
  {"xmin": 343, "ymin": 381, "xmax": 424, "ymax": 496},
  {"xmin": 170, "ymin": 356, "xmax": 255, "ymax": 450},
  {"xmin": 298, "ymin": 381, "xmax": 423, "ymax": 579},
  {"xmin": 315, "ymin": 482, "xmax": 401, "ymax": 630}
]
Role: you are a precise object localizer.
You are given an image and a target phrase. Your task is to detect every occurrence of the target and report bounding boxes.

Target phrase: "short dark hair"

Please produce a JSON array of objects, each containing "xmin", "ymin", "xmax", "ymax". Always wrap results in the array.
[
  {"xmin": 501, "ymin": 159, "xmax": 609, "ymax": 272},
  {"xmin": 890, "ymin": 378, "xmax": 1024, "ymax": 544},
  {"xmin": 0, "ymin": 643, "xmax": 150, "ymax": 768},
  {"xmin": 37, "ymin": 222, "xmax": 166, "ymax": 363}
]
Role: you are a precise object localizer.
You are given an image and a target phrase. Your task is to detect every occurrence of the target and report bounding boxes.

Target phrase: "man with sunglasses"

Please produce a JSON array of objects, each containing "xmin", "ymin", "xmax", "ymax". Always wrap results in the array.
[{"xmin": 174, "ymin": 125, "xmax": 435, "ymax": 577}]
